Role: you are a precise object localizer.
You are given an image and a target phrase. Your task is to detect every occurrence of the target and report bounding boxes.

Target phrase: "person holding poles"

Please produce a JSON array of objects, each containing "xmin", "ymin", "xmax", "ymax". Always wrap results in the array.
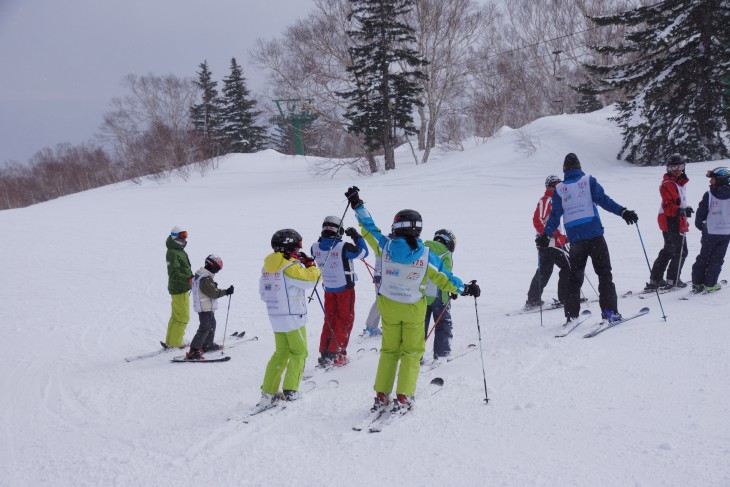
[
  {"xmin": 311, "ymin": 216, "xmax": 369, "ymax": 367},
  {"xmin": 345, "ymin": 186, "xmax": 480, "ymax": 416},
  {"xmin": 537, "ymin": 153, "xmax": 639, "ymax": 324},
  {"xmin": 525, "ymin": 175, "xmax": 570, "ymax": 310},
  {"xmin": 423, "ymin": 229, "xmax": 457, "ymax": 363},
  {"xmin": 645, "ymin": 154, "xmax": 692, "ymax": 291},
  {"xmin": 186, "ymin": 254, "xmax": 234, "ymax": 360},
  {"xmin": 256, "ymin": 229, "xmax": 321, "ymax": 409},
  {"xmin": 690, "ymin": 167, "xmax": 730, "ymax": 293}
]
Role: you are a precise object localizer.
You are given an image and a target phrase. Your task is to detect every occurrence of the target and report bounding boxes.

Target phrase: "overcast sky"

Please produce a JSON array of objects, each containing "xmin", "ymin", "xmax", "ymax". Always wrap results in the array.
[{"xmin": 0, "ymin": 0, "xmax": 314, "ymax": 164}]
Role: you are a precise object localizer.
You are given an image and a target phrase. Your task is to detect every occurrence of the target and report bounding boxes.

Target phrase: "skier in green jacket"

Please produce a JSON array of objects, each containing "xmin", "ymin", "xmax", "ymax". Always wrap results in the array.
[
  {"xmin": 165, "ymin": 226, "xmax": 193, "ymax": 348},
  {"xmin": 423, "ymin": 229, "xmax": 457, "ymax": 364}
]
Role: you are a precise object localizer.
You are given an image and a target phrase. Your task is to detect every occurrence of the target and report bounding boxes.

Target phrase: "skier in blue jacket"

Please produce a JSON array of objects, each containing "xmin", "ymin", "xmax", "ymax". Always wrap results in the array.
[{"xmin": 538, "ymin": 153, "xmax": 638, "ymax": 324}]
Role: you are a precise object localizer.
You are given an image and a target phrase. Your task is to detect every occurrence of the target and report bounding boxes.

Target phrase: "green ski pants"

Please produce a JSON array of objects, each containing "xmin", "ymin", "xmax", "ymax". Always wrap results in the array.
[
  {"xmin": 261, "ymin": 327, "xmax": 308, "ymax": 394},
  {"xmin": 373, "ymin": 316, "xmax": 425, "ymax": 397},
  {"xmin": 166, "ymin": 292, "xmax": 190, "ymax": 347}
]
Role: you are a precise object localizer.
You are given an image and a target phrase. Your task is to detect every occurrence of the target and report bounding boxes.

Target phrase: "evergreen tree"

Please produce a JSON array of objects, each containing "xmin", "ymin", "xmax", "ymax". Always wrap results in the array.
[
  {"xmin": 339, "ymin": 0, "xmax": 427, "ymax": 170},
  {"xmin": 586, "ymin": 0, "xmax": 730, "ymax": 165},
  {"xmin": 190, "ymin": 61, "xmax": 224, "ymax": 152},
  {"xmin": 572, "ymin": 82, "xmax": 603, "ymax": 114},
  {"xmin": 220, "ymin": 58, "xmax": 266, "ymax": 153}
]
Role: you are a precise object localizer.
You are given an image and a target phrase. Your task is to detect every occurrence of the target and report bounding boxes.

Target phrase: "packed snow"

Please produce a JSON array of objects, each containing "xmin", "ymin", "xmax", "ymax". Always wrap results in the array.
[{"xmin": 2, "ymin": 107, "xmax": 729, "ymax": 486}]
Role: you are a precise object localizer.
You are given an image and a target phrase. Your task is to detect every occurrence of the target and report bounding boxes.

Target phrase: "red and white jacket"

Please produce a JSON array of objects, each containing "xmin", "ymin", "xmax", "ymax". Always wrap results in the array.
[
  {"xmin": 657, "ymin": 173, "xmax": 689, "ymax": 233},
  {"xmin": 534, "ymin": 189, "xmax": 567, "ymax": 248}
]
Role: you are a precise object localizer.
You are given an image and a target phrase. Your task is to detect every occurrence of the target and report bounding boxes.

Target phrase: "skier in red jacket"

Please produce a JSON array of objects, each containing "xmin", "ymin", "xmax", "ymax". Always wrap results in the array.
[
  {"xmin": 645, "ymin": 154, "xmax": 692, "ymax": 291},
  {"xmin": 525, "ymin": 175, "xmax": 570, "ymax": 309}
]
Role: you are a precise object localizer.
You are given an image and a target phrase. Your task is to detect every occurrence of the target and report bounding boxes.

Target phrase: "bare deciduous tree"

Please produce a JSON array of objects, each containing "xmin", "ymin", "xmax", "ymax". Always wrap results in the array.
[{"xmin": 101, "ymin": 73, "xmax": 210, "ymax": 182}]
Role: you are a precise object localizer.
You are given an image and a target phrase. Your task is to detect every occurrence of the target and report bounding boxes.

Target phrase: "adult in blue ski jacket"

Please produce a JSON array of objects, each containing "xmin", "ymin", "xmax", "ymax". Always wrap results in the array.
[{"xmin": 539, "ymin": 153, "xmax": 638, "ymax": 323}]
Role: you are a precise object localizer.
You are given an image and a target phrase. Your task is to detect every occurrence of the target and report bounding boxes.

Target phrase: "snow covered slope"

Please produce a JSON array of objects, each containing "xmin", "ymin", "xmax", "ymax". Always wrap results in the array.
[{"xmin": 2, "ymin": 107, "xmax": 729, "ymax": 486}]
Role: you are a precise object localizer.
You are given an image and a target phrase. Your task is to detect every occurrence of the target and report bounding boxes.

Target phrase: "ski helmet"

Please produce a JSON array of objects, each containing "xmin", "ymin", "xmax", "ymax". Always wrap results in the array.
[
  {"xmin": 321, "ymin": 215, "xmax": 344, "ymax": 238},
  {"xmin": 666, "ymin": 154, "xmax": 685, "ymax": 172},
  {"xmin": 271, "ymin": 228, "xmax": 303, "ymax": 253},
  {"xmin": 544, "ymin": 175, "xmax": 562, "ymax": 188},
  {"xmin": 433, "ymin": 229, "xmax": 456, "ymax": 253},
  {"xmin": 205, "ymin": 254, "xmax": 223, "ymax": 273},
  {"xmin": 392, "ymin": 209, "xmax": 422, "ymax": 237},
  {"xmin": 170, "ymin": 225, "xmax": 188, "ymax": 240},
  {"xmin": 707, "ymin": 167, "xmax": 730, "ymax": 186}
]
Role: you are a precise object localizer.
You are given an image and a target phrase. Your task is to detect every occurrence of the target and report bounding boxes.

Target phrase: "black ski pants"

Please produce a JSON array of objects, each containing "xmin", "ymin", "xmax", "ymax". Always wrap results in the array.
[
  {"xmin": 650, "ymin": 231, "xmax": 688, "ymax": 283},
  {"xmin": 527, "ymin": 246, "xmax": 570, "ymax": 305},
  {"xmin": 565, "ymin": 236, "xmax": 618, "ymax": 319},
  {"xmin": 691, "ymin": 232, "xmax": 730, "ymax": 287},
  {"xmin": 190, "ymin": 311, "xmax": 217, "ymax": 351}
]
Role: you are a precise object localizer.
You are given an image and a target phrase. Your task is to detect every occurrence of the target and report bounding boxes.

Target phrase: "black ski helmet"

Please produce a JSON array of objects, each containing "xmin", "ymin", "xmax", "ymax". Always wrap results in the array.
[
  {"xmin": 392, "ymin": 209, "xmax": 422, "ymax": 237},
  {"xmin": 666, "ymin": 154, "xmax": 686, "ymax": 172},
  {"xmin": 321, "ymin": 215, "xmax": 344, "ymax": 238},
  {"xmin": 433, "ymin": 229, "xmax": 456, "ymax": 253},
  {"xmin": 271, "ymin": 229, "xmax": 303, "ymax": 253},
  {"xmin": 205, "ymin": 254, "xmax": 223, "ymax": 273},
  {"xmin": 707, "ymin": 167, "xmax": 730, "ymax": 186}
]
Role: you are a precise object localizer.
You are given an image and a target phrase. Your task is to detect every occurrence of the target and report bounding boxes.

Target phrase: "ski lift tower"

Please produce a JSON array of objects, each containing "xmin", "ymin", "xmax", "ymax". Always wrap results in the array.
[{"xmin": 274, "ymin": 98, "xmax": 317, "ymax": 155}]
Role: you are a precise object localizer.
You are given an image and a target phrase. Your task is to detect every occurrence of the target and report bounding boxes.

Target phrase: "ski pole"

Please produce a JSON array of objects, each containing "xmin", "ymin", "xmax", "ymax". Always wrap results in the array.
[
  {"xmin": 307, "ymin": 200, "xmax": 351, "ymax": 303},
  {"xmin": 674, "ymin": 232, "xmax": 687, "ymax": 286},
  {"xmin": 537, "ymin": 249, "xmax": 543, "ymax": 327},
  {"xmin": 314, "ymin": 287, "xmax": 344, "ymax": 355},
  {"xmin": 635, "ymin": 223, "xmax": 668, "ymax": 321},
  {"xmin": 426, "ymin": 296, "xmax": 453, "ymax": 340},
  {"xmin": 221, "ymin": 294, "xmax": 232, "ymax": 351},
  {"xmin": 472, "ymin": 296, "xmax": 489, "ymax": 404}
]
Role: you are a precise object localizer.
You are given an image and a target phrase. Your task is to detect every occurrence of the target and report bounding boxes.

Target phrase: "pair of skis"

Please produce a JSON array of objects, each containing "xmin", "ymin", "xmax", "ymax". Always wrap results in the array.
[
  {"xmin": 124, "ymin": 331, "xmax": 255, "ymax": 363},
  {"xmin": 352, "ymin": 378, "xmax": 444, "ymax": 433},
  {"xmin": 552, "ymin": 307, "xmax": 651, "ymax": 338},
  {"xmin": 170, "ymin": 331, "xmax": 258, "ymax": 363},
  {"xmin": 421, "ymin": 344, "xmax": 477, "ymax": 372},
  {"xmin": 302, "ymin": 347, "xmax": 378, "ymax": 380},
  {"xmin": 679, "ymin": 279, "xmax": 727, "ymax": 300},
  {"xmin": 233, "ymin": 379, "xmax": 331, "ymax": 423}
]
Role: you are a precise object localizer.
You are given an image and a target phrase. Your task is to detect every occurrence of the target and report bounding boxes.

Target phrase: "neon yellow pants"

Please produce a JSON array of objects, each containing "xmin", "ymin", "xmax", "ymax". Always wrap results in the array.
[
  {"xmin": 373, "ymin": 317, "xmax": 425, "ymax": 396},
  {"xmin": 261, "ymin": 327, "xmax": 308, "ymax": 394},
  {"xmin": 165, "ymin": 292, "xmax": 190, "ymax": 347}
]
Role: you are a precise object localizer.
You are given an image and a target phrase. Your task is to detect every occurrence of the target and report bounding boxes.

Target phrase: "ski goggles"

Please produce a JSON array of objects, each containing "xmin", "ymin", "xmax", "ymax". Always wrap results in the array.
[
  {"xmin": 667, "ymin": 163, "xmax": 685, "ymax": 172},
  {"xmin": 174, "ymin": 231, "xmax": 188, "ymax": 240}
]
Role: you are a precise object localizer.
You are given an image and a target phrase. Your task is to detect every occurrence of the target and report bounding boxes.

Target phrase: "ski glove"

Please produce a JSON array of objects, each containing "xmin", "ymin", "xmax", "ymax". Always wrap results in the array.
[
  {"xmin": 226, "ymin": 285, "xmax": 234, "ymax": 296},
  {"xmin": 461, "ymin": 280, "xmax": 480, "ymax": 298},
  {"xmin": 535, "ymin": 233, "xmax": 550, "ymax": 248},
  {"xmin": 298, "ymin": 252, "xmax": 316, "ymax": 268},
  {"xmin": 345, "ymin": 227, "xmax": 362, "ymax": 240},
  {"xmin": 345, "ymin": 186, "xmax": 363, "ymax": 209},
  {"xmin": 621, "ymin": 208, "xmax": 639, "ymax": 225},
  {"xmin": 679, "ymin": 206, "xmax": 694, "ymax": 218}
]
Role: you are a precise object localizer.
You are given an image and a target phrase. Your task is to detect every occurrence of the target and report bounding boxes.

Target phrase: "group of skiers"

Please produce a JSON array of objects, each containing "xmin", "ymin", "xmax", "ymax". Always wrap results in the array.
[
  {"xmin": 162, "ymin": 153, "xmax": 729, "ymax": 416},
  {"xmin": 526, "ymin": 153, "xmax": 730, "ymax": 325},
  {"xmin": 163, "ymin": 188, "xmax": 480, "ymax": 416}
]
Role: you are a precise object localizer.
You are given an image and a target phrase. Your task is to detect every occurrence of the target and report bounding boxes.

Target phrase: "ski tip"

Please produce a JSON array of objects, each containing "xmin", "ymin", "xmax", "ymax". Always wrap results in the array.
[
  {"xmin": 580, "ymin": 309, "xmax": 591, "ymax": 316},
  {"xmin": 328, "ymin": 379, "xmax": 340, "ymax": 388},
  {"xmin": 430, "ymin": 377, "xmax": 444, "ymax": 386},
  {"xmin": 639, "ymin": 306, "xmax": 650, "ymax": 313},
  {"xmin": 467, "ymin": 343, "xmax": 477, "ymax": 349}
]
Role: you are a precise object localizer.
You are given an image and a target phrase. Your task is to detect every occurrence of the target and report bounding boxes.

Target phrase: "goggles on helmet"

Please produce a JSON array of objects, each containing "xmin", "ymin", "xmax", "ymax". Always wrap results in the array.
[{"xmin": 667, "ymin": 163, "xmax": 685, "ymax": 172}]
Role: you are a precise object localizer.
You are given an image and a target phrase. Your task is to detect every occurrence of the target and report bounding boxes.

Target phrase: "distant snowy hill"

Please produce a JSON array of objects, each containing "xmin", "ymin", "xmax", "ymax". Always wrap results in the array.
[{"xmin": 2, "ymin": 107, "xmax": 729, "ymax": 486}]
